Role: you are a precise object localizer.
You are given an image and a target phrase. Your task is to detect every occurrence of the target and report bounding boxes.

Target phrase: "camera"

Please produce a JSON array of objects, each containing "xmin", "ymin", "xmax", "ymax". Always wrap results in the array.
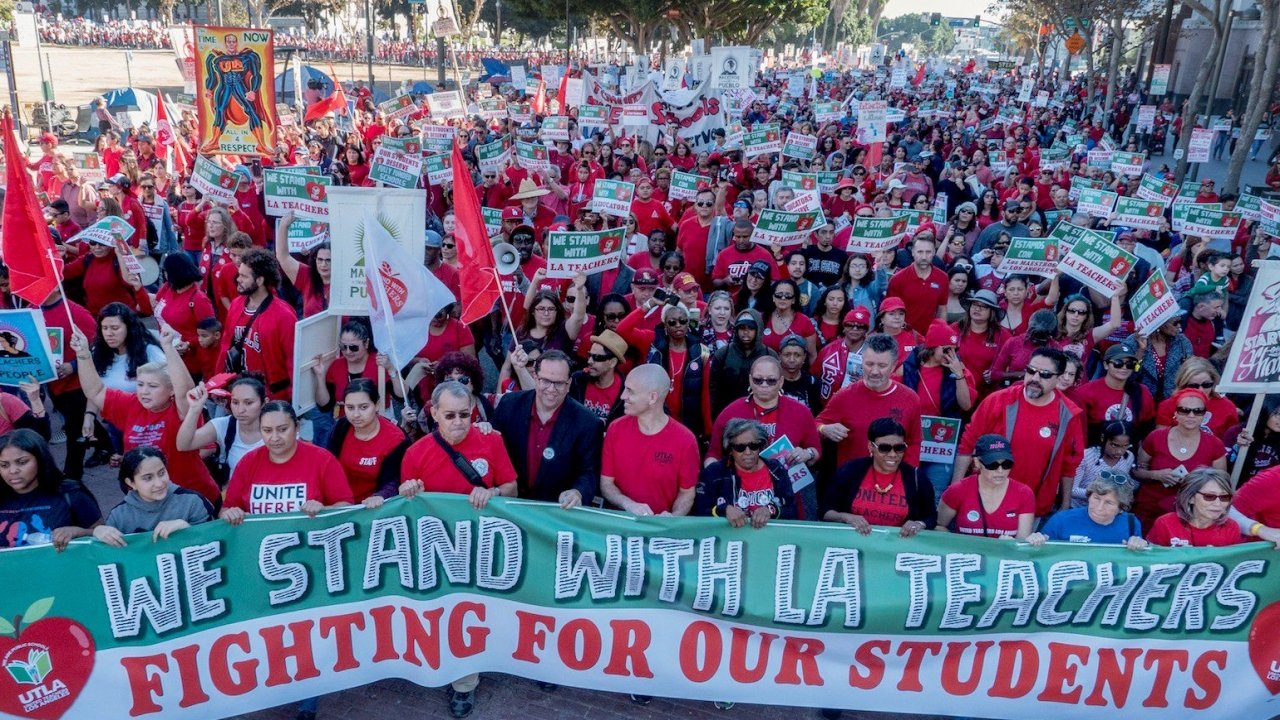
[{"xmin": 652, "ymin": 288, "xmax": 679, "ymax": 306}]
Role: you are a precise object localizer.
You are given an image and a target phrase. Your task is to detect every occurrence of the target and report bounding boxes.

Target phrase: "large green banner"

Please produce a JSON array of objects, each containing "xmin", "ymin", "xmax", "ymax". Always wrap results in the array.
[{"xmin": 2, "ymin": 495, "xmax": 1279, "ymax": 720}]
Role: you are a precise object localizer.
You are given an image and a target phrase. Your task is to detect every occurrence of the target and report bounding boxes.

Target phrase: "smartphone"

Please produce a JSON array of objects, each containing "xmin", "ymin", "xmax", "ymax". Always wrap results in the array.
[{"xmin": 251, "ymin": 159, "xmax": 263, "ymax": 178}]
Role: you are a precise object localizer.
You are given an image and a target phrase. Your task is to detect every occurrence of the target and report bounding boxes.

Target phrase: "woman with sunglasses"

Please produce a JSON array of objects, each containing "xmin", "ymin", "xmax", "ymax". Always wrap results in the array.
[
  {"xmin": 976, "ymin": 189, "xmax": 1000, "ymax": 229},
  {"xmin": 618, "ymin": 302, "xmax": 713, "ymax": 438},
  {"xmin": 937, "ymin": 434, "xmax": 1036, "ymax": 539},
  {"xmin": 310, "ymin": 320, "xmax": 400, "ymax": 445},
  {"xmin": 1126, "ymin": 314, "xmax": 1193, "ymax": 402},
  {"xmin": 1132, "ymin": 388, "xmax": 1228, "ymax": 531},
  {"xmin": 1027, "ymin": 476, "xmax": 1147, "ymax": 549},
  {"xmin": 1068, "ymin": 343, "xmax": 1154, "ymax": 441},
  {"xmin": 823, "ymin": 417, "xmax": 936, "ymax": 536},
  {"xmin": 1056, "ymin": 292, "xmax": 1122, "ymax": 371},
  {"xmin": 1152, "ymin": 357, "xmax": 1239, "ymax": 438},
  {"xmin": 696, "ymin": 417, "xmax": 796, "ymax": 526},
  {"xmin": 1146, "ymin": 468, "xmax": 1244, "ymax": 547},
  {"xmin": 762, "ymin": 279, "xmax": 817, "ymax": 357}
]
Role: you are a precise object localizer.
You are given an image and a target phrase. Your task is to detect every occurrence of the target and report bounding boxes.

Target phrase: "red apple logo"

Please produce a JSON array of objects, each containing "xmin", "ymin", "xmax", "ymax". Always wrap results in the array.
[
  {"xmin": 305, "ymin": 182, "xmax": 327, "ymax": 202},
  {"xmin": 371, "ymin": 260, "xmax": 409, "ymax": 313},
  {"xmin": 598, "ymin": 233, "xmax": 621, "ymax": 254},
  {"xmin": 1044, "ymin": 244, "xmax": 1059, "ymax": 262},
  {"xmin": 1110, "ymin": 257, "xmax": 1131, "ymax": 277},
  {"xmin": 218, "ymin": 174, "xmax": 235, "ymax": 189},
  {"xmin": 1151, "ymin": 278, "xmax": 1167, "ymax": 297},
  {"xmin": 1248, "ymin": 601, "xmax": 1280, "ymax": 694},
  {"xmin": 0, "ymin": 598, "xmax": 95, "ymax": 720}
]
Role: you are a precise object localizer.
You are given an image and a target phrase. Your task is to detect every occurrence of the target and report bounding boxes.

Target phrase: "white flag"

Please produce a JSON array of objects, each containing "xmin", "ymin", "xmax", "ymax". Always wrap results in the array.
[{"xmin": 361, "ymin": 209, "xmax": 455, "ymax": 368}]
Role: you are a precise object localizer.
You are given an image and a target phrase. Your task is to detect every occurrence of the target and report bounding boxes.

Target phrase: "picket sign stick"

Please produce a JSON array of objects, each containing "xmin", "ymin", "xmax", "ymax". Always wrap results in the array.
[
  {"xmin": 48, "ymin": 248, "xmax": 77, "ymax": 332},
  {"xmin": 1231, "ymin": 393, "xmax": 1265, "ymax": 489},
  {"xmin": 492, "ymin": 267, "xmax": 520, "ymax": 341}
]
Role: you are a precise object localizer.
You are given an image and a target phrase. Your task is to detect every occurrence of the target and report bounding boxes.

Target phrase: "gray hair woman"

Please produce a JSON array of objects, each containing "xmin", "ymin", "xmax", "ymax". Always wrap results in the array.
[
  {"xmin": 1027, "ymin": 478, "xmax": 1147, "ymax": 550},
  {"xmin": 1146, "ymin": 468, "xmax": 1246, "ymax": 547},
  {"xmin": 694, "ymin": 418, "xmax": 795, "ymax": 528}
]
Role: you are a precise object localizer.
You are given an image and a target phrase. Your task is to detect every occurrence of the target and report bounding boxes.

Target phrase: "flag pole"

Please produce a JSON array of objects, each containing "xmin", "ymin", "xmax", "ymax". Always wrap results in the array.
[
  {"xmin": 46, "ymin": 248, "xmax": 76, "ymax": 331},
  {"xmin": 491, "ymin": 267, "xmax": 520, "ymax": 342}
]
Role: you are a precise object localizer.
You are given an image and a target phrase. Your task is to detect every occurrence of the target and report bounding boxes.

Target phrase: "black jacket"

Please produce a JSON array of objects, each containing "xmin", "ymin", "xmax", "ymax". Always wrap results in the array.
[
  {"xmin": 491, "ymin": 390, "xmax": 603, "ymax": 504},
  {"xmin": 694, "ymin": 458, "xmax": 796, "ymax": 519},
  {"xmin": 821, "ymin": 457, "xmax": 937, "ymax": 529}
]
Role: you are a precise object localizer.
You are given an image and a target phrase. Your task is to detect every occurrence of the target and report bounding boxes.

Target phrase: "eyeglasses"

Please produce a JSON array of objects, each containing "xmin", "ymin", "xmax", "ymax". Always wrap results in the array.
[
  {"xmin": 695, "ymin": 201, "xmax": 714, "ymax": 207},
  {"xmin": 773, "ymin": 293, "xmax": 794, "ymax": 300},
  {"xmin": 750, "ymin": 376, "xmax": 779, "ymax": 386},
  {"xmin": 1186, "ymin": 381, "xmax": 1215, "ymax": 390},
  {"xmin": 538, "ymin": 376, "xmax": 569, "ymax": 390},
  {"xmin": 443, "ymin": 243, "xmax": 455, "ymax": 249},
  {"xmin": 1176, "ymin": 406, "xmax": 1208, "ymax": 416},
  {"xmin": 1108, "ymin": 359, "xmax": 1137, "ymax": 369},
  {"xmin": 730, "ymin": 440, "xmax": 767, "ymax": 453},
  {"xmin": 451, "ymin": 375, "xmax": 472, "ymax": 386},
  {"xmin": 588, "ymin": 352, "xmax": 615, "ymax": 363},
  {"xmin": 534, "ymin": 306, "xmax": 557, "ymax": 313},
  {"xmin": 1024, "ymin": 367, "xmax": 1059, "ymax": 380},
  {"xmin": 874, "ymin": 442, "xmax": 908, "ymax": 454},
  {"xmin": 985, "ymin": 459, "xmax": 1015, "ymax": 470},
  {"xmin": 341, "ymin": 343, "xmax": 362, "ymax": 352},
  {"xmin": 1065, "ymin": 307, "xmax": 1089, "ymax": 316},
  {"xmin": 1198, "ymin": 492, "xmax": 1233, "ymax": 502},
  {"xmin": 665, "ymin": 318, "xmax": 689, "ymax": 327}
]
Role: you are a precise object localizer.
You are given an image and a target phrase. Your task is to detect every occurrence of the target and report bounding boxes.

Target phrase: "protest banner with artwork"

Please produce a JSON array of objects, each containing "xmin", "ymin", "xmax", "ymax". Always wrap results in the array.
[
  {"xmin": 193, "ymin": 26, "xmax": 277, "ymax": 156},
  {"xmin": 326, "ymin": 187, "xmax": 425, "ymax": 314},
  {"xmin": 1058, "ymin": 232, "xmax": 1136, "ymax": 297},
  {"xmin": 1221, "ymin": 262, "xmax": 1280, "ymax": 391},
  {"xmin": 262, "ymin": 168, "xmax": 329, "ymax": 220},
  {"xmin": 846, "ymin": 215, "xmax": 908, "ymax": 253},
  {"xmin": 545, "ymin": 227, "xmax": 627, "ymax": 278},
  {"xmin": 2, "ymin": 495, "xmax": 1278, "ymax": 720},
  {"xmin": 0, "ymin": 309, "xmax": 57, "ymax": 385}
]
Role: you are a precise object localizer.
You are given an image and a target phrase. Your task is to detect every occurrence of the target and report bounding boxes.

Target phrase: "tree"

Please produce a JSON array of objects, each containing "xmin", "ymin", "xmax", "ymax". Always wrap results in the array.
[
  {"xmin": 1225, "ymin": 0, "xmax": 1279, "ymax": 193},
  {"xmin": 1172, "ymin": 0, "xmax": 1227, "ymax": 183}
]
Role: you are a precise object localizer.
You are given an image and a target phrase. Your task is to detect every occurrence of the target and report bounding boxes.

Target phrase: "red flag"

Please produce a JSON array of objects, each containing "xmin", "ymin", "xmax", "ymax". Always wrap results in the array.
[
  {"xmin": 171, "ymin": 135, "xmax": 190, "ymax": 177},
  {"xmin": 962, "ymin": 58, "xmax": 977, "ymax": 74},
  {"xmin": 304, "ymin": 67, "xmax": 349, "ymax": 123},
  {"xmin": 558, "ymin": 71, "xmax": 569, "ymax": 113},
  {"xmin": 1, "ymin": 112, "xmax": 63, "ymax": 304},
  {"xmin": 864, "ymin": 141, "xmax": 884, "ymax": 168},
  {"xmin": 911, "ymin": 63, "xmax": 926, "ymax": 87},
  {"xmin": 450, "ymin": 140, "xmax": 501, "ymax": 324},
  {"xmin": 154, "ymin": 89, "xmax": 174, "ymax": 163},
  {"xmin": 531, "ymin": 79, "xmax": 547, "ymax": 116}
]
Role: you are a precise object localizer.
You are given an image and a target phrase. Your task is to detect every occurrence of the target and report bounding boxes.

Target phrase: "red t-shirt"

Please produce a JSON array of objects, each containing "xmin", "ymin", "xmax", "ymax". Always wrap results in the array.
[
  {"xmin": 632, "ymin": 197, "xmax": 675, "ymax": 237},
  {"xmin": 581, "ymin": 375, "xmax": 623, "ymax": 422},
  {"xmin": 1068, "ymin": 378, "xmax": 1156, "ymax": 428},
  {"xmin": 849, "ymin": 468, "xmax": 910, "ymax": 527},
  {"xmin": 1183, "ymin": 316, "xmax": 1216, "ymax": 358},
  {"xmin": 913, "ymin": 365, "xmax": 977, "ymax": 417},
  {"xmin": 712, "ymin": 245, "xmax": 776, "ymax": 284},
  {"xmin": 400, "ymin": 428, "xmax": 517, "ymax": 494},
  {"xmin": 102, "ymin": 389, "xmax": 219, "ymax": 505},
  {"xmin": 733, "ymin": 465, "xmax": 777, "ymax": 513},
  {"xmin": 325, "ymin": 358, "xmax": 386, "ymax": 412},
  {"xmin": 678, "ymin": 216, "xmax": 713, "ymax": 289},
  {"xmin": 1146, "ymin": 513, "xmax": 1243, "ymax": 548},
  {"xmin": 1234, "ymin": 466, "xmax": 1280, "ymax": 526},
  {"xmin": 292, "ymin": 270, "xmax": 330, "ymax": 318},
  {"xmin": 226, "ymin": 442, "xmax": 354, "ymax": 513},
  {"xmin": 601, "ymin": 415, "xmax": 700, "ymax": 513},
  {"xmin": 886, "ymin": 266, "xmax": 950, "ymax": 335},
  {"xmin": 1154, "ymin": 395, "xmax": 1239, "ymax": 438},
  {"xmin": 1134, "ymin": 428, "xmax": 1227, "ymax": 527},
  {"xmin": 338, "ymin": 417, "xmax": 406, "ymax": 501},
  {"xmin": 760, "ymin": 313, "xmax": 816, "ymax": 352},
  {"xmin": 417, "ymin": 319, "xmax": 476, "ymax": 362},
  {"xmin": 941, "ymin": 475, "xmax": 1036, "ymax": 537},
  {"xmin": 816, "ymin": 381, "xmax": 922, "ymax": 467},
  {"xmin": 955, "ymin": 325, "xmax": 1011, "ymax": 397},
  {"xmin": 707, "ymin": 396, "xmax": 820, "ymax": 463}
]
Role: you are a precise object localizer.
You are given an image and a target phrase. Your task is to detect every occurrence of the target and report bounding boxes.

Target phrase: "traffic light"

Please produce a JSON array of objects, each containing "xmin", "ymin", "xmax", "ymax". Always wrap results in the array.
[
  {"xmin": 930, "ymin": 13, "xmax": 941, "ymax": 26},
  {"xmin": 972, "ymin": 15, "xmax": 980, "ymax": 27}
]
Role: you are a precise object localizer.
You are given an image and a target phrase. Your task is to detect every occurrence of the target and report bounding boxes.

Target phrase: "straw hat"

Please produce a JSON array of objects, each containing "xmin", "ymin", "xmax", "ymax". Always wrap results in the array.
[{"xmin": 510, "ymin": 178, "xmax": 550, "ymax": 200}]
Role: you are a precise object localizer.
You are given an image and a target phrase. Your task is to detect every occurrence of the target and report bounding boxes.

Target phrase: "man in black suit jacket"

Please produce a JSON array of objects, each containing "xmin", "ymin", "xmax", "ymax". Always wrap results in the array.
[{"xmin": 492, "ymin": 350, "xmax": 603, "ymax": 508}]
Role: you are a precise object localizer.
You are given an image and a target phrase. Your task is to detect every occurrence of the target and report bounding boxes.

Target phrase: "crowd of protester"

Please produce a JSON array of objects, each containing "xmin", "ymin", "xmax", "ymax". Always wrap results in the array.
[{"xmin": 5, "ymin": 48, "xmax": 1280, "ymax": 720}]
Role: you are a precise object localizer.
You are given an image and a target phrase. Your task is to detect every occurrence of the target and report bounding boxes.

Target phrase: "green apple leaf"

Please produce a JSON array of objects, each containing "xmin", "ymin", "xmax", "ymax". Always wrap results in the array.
[
  {"xmin": 22, "ymin": 597, "xmax": 54, "ymax": 624},
  {"xmin": 0, "ymin": 617, "xmax": 13, "ymax": 635}
]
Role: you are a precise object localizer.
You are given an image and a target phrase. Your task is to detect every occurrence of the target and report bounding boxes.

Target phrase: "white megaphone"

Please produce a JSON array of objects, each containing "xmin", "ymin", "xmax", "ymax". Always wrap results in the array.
[{"xmin": 493, "ymin": 242, "xmax": 521, "ymax": 275}]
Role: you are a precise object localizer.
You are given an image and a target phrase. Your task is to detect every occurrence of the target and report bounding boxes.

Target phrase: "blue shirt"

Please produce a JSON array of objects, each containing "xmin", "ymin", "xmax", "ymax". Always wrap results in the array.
[{"xmin": 1041, "ymin": 507, "xmax": 1141, "ymax": 544}]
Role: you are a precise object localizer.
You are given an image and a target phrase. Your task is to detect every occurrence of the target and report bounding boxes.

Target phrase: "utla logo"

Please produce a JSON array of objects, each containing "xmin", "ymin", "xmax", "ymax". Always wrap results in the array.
[
  {"xmin": 0, "ymin": 598, "xmax": 94, "ymax": 720},
  {"xmin": 1249, "ymin": 601, "xmax": 1280, "ymax": 693}
]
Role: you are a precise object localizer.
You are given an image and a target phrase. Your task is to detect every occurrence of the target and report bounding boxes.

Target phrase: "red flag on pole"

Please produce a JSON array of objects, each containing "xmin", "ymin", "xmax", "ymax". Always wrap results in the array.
[
  {"xmin": 531, "ymin": 79, "xmax": 547, "ymax": 116},
  {"xmin": 154, "ymin": 89, "xmax": 174, "ymax": 163},
  {"xmin": 304, "ymin": 67, "xmax": 349, "ymax": 123},
  {"xmin": 962, "ymin": 58, "xmax": 977, "ymax": 74},
  {"xmin": 1, "ymin": 112, "xmax": 63, "ymax": 305},
  {"xmin": 557, "ymin": 71, "xmax": 570, "ymax": 113},
  {"xmin": 450, "ymin": 140, "xmax": 501, "ymax": 324},
  {"xmin": 911, "ymin": 63, "xmax": 926, "ymax": 87}
]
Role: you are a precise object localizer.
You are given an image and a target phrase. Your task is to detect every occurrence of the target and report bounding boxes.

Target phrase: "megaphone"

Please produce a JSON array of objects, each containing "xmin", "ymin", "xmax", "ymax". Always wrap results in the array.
[{"xmin": 493, "ymin": 242, "xmax": 521, "ymax": 275}]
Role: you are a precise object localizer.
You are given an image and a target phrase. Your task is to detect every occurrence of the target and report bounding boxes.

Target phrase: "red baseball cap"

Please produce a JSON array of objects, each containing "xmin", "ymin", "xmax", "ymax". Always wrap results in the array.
[
  {"xmin": 843, "ymin": 307, "xmax": 871, "ymax": 327},
  {"xmin": 924, "ymin": 320, "xmax": 958, "ymax": 348},
  {"xmin": 879, "ymin": 296, "xmax": 907, "ymax": 315},
  {"xmin": 501, "ymin": 206, "xmax": 523, "ymax": 221}
]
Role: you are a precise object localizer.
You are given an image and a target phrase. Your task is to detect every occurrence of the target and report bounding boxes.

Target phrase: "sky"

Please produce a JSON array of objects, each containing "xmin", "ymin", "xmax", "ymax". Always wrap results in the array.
[{"xmin": 882, "ymin": 0, "xmax": 997, "ymax": 21}]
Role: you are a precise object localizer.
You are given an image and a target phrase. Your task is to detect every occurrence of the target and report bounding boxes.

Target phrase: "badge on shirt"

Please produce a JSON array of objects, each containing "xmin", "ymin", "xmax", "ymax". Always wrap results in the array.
[
  {"xmin": 472, "ymin": 458, "xmax": 490, "ymax": 476},
  {"xmin": 966, "ymin": 510, "xmax": 980, "ymax": 522},
  {"xmin": 1039, "ymin": 427, "xmax": 1052, "ymax": 438},
  {"xmin": 542, "ymin": 447, "xmax": 556, "ymax": 460}
]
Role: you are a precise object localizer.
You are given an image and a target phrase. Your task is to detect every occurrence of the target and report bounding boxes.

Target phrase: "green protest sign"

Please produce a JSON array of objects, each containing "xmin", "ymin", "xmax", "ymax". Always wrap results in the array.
[
  {"xmin": 4, "ymin": 494, "xmax": 1279, "ymax": 720},
  {"xmin": 846, "ymin": 214, "xmax": 908, "ymax": 253},
  {"xmin": 482, "ymin": 206, "xmax": 502, "ymax": 235},
  {"xmin": 670, "ymin": 170, "xmax": 709, "ymax": 201},
  {"xmin": 478, "ymin": 98, "xmax": 508, "ymax": 120},
  {"xmin": 1068, "ymin": 175, "xmax": 1103, "ymax": 201},
  {"xmin": 546, "ymin": 227, "xmax": 627, "ymax": 277},
  {"xmin": 1001, "ymin": 236, "xmax": 1060, "ymax": 277},
  {"xmin": 751, "ymin": 208, "xmax": 827, "ymax": 247},
  {"xmin": 262, "ymin": 168, "xmax": 330, "ymax": 220},
  {"xmin": 1047, "ymin": 222, "xmax": 1116, "ymax": 257},
  {"xmin": 1058, "ymin": 232, "xmax": 1137, "ymax": 296},
  {"xmin": 515, "ymin": 140, "xmax": 550, "ymax": 173},
  {"xmin": 744, "ymin": 124, "xmax": 782, "ymax": 159},
  {"xmin": 377, "ymin": 93, "xmax": 417, "ymax": 121},
  {"xmin": 577, "ymin": 104, "xmax": 609, "ymax": 129},
  {"xmin": 816, "ymin": 171, "xmax": 841, "ymax": 194},
  {"xmin": 1172, "ymin": 204, "xmax": 1244, "ymax": 240},
  {"xmin": 188, "ymin": 155, "xmax": 237, "ymax": 203},
  {"xmin": 1135, "ymin": 173, "xmax": 1178, "ymax": 203},
  {"xmin": 1112, "ymin": 196, "xmax": 1167, "ymax": 231},
  {"xmin": 475, "ymin": 138, "xmax": 511, "ymax": 174},
  {"xmin": 813, "ymin": 101, "xmax": 843, "ymax": 123},
  {"xmin": 68, "ymin": 216, "xmax": 136, "ymax": 246},
  {"xmin": 920, "ymin": 416, "xmax": 962, "ymax": 462},
  {"xmin": 1076, "ymin": 187, "xmax": 1118, "ymax": 218},
  {"xmin": 541, "ymin": 115, "xmax": 571, "ymax": 141},
  {"xmin": 591, "ymin": 179, "xmax": 635, "ymax": 218},
  {"xmin": 420, "ymin": 124, "xmax": 455, "ymax": 154},
  {"xmin": 781, "ymin": 171, "xmax": 818, "ymax": 192},
  {"xmin": 1110, "ymin": 151, "xmax": 1146, "ymax": 176},
  {"xmin": 1236, "ymin": 193, "xmax": 1264, "ymax": 222},
  {"xmin": 421, "ymin": 153, "xmax": 453, "ymax": 185},
  {"xmin": 781, "ymin": 132, "xmax": 817, "ymax": 160},
  {"xmin": 369, "ymin": 141, "xmax": 423, "ymax": 189},
  {"xmin": 283, "ymin": 217, "xmax": 329, "ymax": 252},
  {"xmin": 1129, "ymin": 268, "xmax": 1179, "ymax": 336}
]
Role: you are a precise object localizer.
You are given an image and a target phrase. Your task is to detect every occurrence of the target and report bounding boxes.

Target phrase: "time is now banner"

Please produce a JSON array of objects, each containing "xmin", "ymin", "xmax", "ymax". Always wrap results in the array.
[{"xmin": 2, "ymin": 495, "xmax": 1279, "ymax": 720}]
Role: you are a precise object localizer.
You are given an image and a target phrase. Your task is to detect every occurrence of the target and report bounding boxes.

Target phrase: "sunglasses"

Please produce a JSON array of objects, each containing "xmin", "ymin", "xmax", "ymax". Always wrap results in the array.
[
  {"xmin": 588, "ymin": 352, "xmax": 615, "ymax": 363},
  {"xmin": 603, "ymin": 312, "xmax": 626, "ymax": 321},
  {"xmin": 1176, "ymin": 406, "xmax": 1207, "ymax": 416},
  {"xmin": 1066, "ymin": 307, "xmax": 1089, "ymax": 316},
  {"xmin": 730, "ymin": 441, "xmax": 767, "ymax": 453},
  {"xmin": 874, "ymin": 442, "xmax": 908, "ymax": 454},
  {"xmin": 451, "ymin": 375, "xmax": 472, "ymax": 386},
  {"xmin": 1108, "ymin": 359, "xmax": 1136, "ymax": 369},
  {"xmin": 1197, "ymin": 492, "xmax": 1233, "ymax": 502},
  {"xmin": 984, "ymin": 459, "xmax": 1015, "ymax": 470},
  {"xmin": 1186, "ymin": 381, "xmax": 1215, "ymax": 390},
  {"xmin": 773, "ymin": 293, "xmax": 794, "ymax": 300},
  {"xmin": 695, "ymin": 201, "xmax": 714, "ymax": 207},
  {"xmin": 750, "ymin": 376, "xmax": 779, "ymax": 386},
  {"xmin": 341, "ymin": 344, "xmax": 362, "ymax": 352},
  {"xmin": 443, "ymin": 243, "xmax": 455, "ymax": 249},
  {"xmin": 1024, "ymin": 367, "xmax": 1059, "ymax": 380},
  {"xmin": 665, "ymin": 318, "xmax": 689, "ymax": 327}
]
